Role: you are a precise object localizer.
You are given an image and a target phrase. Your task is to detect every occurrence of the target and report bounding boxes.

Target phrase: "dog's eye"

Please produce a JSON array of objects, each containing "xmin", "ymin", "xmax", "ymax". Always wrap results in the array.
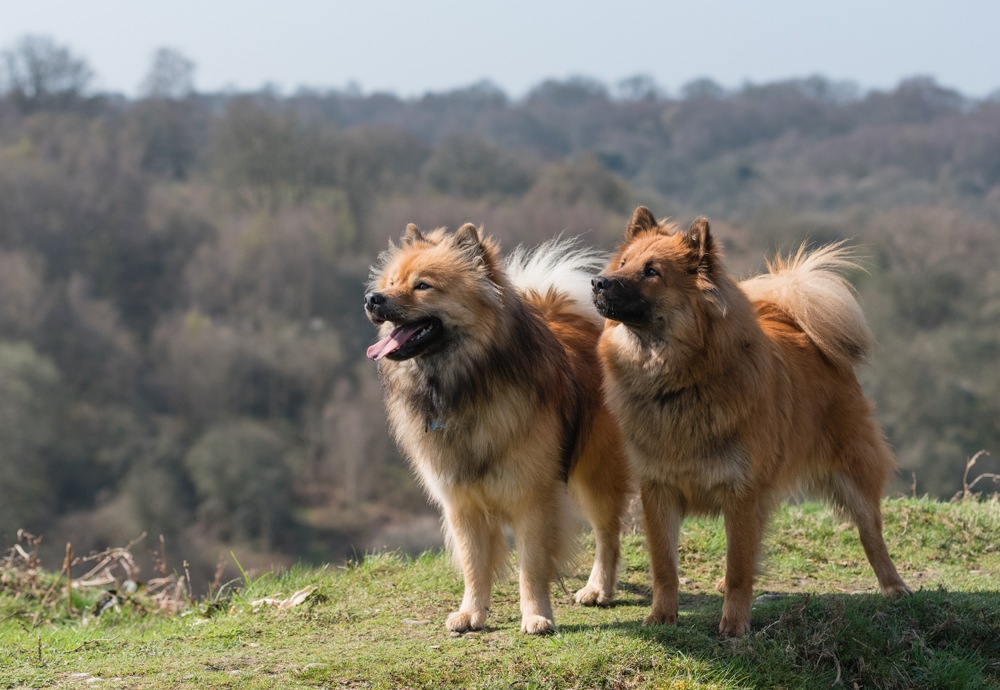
[
  {"xmin": 642, "ymin": 264, "xmax": 660, "ymax": 278},
  {"xmin": 414, "ymin": 282, "xmax": 432, "ymax": 290}
]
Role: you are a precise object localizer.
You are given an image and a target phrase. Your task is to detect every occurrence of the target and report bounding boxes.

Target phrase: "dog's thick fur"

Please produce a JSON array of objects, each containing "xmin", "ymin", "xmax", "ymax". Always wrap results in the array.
[
  {"xmin": 365, "ymin": 222, "xmax": 631, "ymax": 634},
  {"xmin": 592, "ymin": 206, "xmax": 910, "ymax": 636}
]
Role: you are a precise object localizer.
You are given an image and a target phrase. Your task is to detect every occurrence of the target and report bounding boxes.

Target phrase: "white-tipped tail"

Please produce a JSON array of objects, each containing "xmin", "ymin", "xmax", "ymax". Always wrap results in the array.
[
  {"xmin": 504, "ymin": 236, "xmax": 607, "ymax": 324},
  {"xmin": 740, "ymin": 242, "xmax": 875, "ymax": 368}
]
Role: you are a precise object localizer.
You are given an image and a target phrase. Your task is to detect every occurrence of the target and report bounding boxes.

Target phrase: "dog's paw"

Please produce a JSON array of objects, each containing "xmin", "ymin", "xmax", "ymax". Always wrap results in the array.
[
  {"xmin": 574, "ymin": 585, "xmax": 612, "ymax": 607},
  {"xmin": 520, "ymin": 614, "xmax": 556, "ymax": 635},
  {"xmin": 714, "ymin": 576, "xmax": 727, "ymax": 593},
  {"xmin": 718, "ymin": 612, "xmax": 750, "ymax": 637},
  {"xmin": 882, "ymin": 582, "xmax": 913, "ymax": 598},
  {"xmin": 446, "ymin": 609, "xmax": 486, "ymax": 633},
  {"xmin": 642, "ymin": 609, "xmax": 677, "ymax": 626}
]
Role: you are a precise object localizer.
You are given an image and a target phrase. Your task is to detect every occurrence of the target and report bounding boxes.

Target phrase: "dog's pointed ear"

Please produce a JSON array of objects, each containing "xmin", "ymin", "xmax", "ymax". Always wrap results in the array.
[
  {"xmin": 684, "ymin": 216, "xmax": 715, "ymax": 270},
  {"xmin": 454, "ymin": 222, "xmax": 481, "ymax": 248},
  {"xmin": 453, "ymin": 222, "xmax": 504, "ymax": 278},
  {"xmin": 626, "ymin": 206, "xmax": 659, "ymax": 239},
  {"xmin": 453, "ymin": 222, "xmax": 488, "ymax": 261},
  {"xmin": 685, "ymin": 216, "xmax": 727, "ymax": 315},
  {"xmin": 402, "ymin": 223, "xmax": 424, "ymax": 244}
]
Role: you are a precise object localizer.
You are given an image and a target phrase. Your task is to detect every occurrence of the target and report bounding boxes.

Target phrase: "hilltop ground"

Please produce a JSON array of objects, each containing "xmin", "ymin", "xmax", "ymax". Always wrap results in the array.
[{"xmin": 1, "ymin": 497, "xmax": 998, "ymax": 689}]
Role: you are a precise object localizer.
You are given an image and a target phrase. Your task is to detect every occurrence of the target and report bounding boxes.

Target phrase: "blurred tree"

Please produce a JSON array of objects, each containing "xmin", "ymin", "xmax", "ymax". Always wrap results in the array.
[
  {"xmin": 857, "ymin": 76, "xmax": 965, "ymax": 126},
  {"xmin": 210, "ymin": 95, "xmax": 317, "ymax": 206},
  {"xmin": 123, "ymin": 418, "xmax": 196, "ymax": 539},
  {"xmin": 139, "ymin": 47, "xmax": 195, "ymax": 99},
  {"xmin": 317, "ymin": 371, "xmax": 420, "ymax": 509},
  {"xmin": 147, "ymin": 311, "xmax": 241, "ymax": 424},
  {"xmin": 332, "ymin": 124, "xmax": 429, "ymax": 237},
  {"xmin": 0, "ymin": 108, "xmax": 155, "ymax": 338},
  {"xmin": 52, "ymin": 402, "xmax": 147, "ymax": 513},
  {"xmin": 182, "ymin": 197, "xmax": 352, "ymax": 321},
  {"xmin": 526, "ymin": 77, "xmax": 610, "ymax": 106},
  {"xmin": 404, "ymin": 80, "xmax": 509, "ymax": 144},
  {"xmin": 149, "ymin": 308, "xmax": 341, "ymax": 426},
  {"xmin": 0, "ymin": 35, "xmax": 92, "ymax": 111},
  {"xmin": 680, "ymin": 78, "xmax": 727, "ymax": 100},
  {"xmin": 0, "ymin": 250, "xmax": 46, "ymax": 340},
  {"xmin": 527, "ymin": 152, "xmax": 630, "ymax": 211},
  {"xmin": 615, "ymin": 74, "xmax": 662, "ymax": 101},
  {"xmin": 421, "ymin": 134, "xmax": 534, "ymax": 198},
  {"xmin": 39, "ymin": 275, "xmax": 139, "ymax": 402},
  {"xmin": 521, "ymin": 78, "xmax": 614, "ymax": 157},
  {"xmin": 132, "ymin": 47, "xmax": 204, "ymax": 179},
  {"xmin": 0, "ymin": 341, "xmax": 62, "ymax": 538},
  {"xmin": 184, "ymin": 419, "xmax": 293, "ymax": 549},
  {"xmin": 112, "ymin": 186, "xmax": 215, "ymax": 334}
]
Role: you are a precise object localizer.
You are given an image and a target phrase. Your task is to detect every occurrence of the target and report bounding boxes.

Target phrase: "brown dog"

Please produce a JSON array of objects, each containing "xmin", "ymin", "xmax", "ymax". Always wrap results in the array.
[
  {"xmin": 592, "ymin": 206, "xmax": 910, "ymax": 636},
  {"xmin": 365, "ymin": 223, "xmax": 631, "ymax": 634}
]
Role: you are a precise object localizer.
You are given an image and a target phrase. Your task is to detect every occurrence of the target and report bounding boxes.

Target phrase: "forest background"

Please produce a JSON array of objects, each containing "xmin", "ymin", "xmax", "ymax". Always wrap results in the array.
[{"xmin": 0, "ymin": 36, "xmax": 997, "ymax": 585}]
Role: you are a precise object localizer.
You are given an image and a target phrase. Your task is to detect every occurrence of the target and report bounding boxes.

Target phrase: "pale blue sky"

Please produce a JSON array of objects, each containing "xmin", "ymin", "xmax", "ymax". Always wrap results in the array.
[{"xmin": 3, "ymin": 1, "xmax": 998, "ymax": 98}]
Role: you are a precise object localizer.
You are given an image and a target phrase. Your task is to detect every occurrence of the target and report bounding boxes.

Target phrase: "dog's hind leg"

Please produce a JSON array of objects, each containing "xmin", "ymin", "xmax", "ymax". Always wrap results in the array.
[
  {"xmin": 826, "ymin": 467, "xmax": 911, "ymax": 598},
  {"xmin": 569, "ymin": 428, "xmax": 629, "ymax": 606},
  {"xmin": 720, "ymin": 496, "xmax": 771, "ymax": 636},
  {"xmin": 573, "ymin": 497, "xmax": 623, "ymax": 606},
  {"xmin": 819, "ymin": 397, "xmax": 911, "ymax": 598}
]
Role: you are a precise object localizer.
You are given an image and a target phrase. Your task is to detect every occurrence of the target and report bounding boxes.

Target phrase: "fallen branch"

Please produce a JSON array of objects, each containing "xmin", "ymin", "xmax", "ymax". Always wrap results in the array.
[{"xmin": 956, "ymin": 450, "xmax": 999, "ymax": 500}]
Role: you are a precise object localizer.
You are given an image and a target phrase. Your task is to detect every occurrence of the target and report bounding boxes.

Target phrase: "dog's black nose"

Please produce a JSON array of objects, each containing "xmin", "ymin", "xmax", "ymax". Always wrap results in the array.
[
  {"xmin": 591, "ymin": 276, "xmax": 611, "ymax": 293},
  {"xmin": 365, "ymin": 291, "xmax": 386, "ymax": 309}
]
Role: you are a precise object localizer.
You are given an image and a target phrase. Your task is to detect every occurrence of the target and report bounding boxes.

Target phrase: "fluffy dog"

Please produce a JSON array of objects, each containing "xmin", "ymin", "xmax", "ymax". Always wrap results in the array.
[
  {"xmin": 592, "ymin": 206, "xmax": 910, "ymax": 636},
  {"xmin": 365, "ymin": 222, "xmax": 631, "ymax": 634}
]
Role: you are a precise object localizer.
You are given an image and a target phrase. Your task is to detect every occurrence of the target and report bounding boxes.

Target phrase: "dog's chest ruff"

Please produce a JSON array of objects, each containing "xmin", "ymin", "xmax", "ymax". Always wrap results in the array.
[
  {"xmin": 612, "ymin": 365, "xmax": 750, "ymax": 499},
  {"xmin": 388, "ymin": 371, "xmax": 524, "ymax": 487}
]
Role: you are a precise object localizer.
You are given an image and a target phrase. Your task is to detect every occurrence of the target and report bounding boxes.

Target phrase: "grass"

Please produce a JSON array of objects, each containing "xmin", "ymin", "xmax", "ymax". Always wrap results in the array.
[{"xmin": 2, "ymin": 497, "xmax": 999, "ymax": 689}]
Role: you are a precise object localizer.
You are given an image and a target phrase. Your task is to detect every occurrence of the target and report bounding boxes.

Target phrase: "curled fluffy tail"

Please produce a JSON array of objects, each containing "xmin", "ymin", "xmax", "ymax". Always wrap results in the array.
[
  {"xmin": 505, "ymin": 236, "xmax": 607, "ymax": 325},
  {"xmin": 740, "ymin": 242, "xmax": 875, "ymax": 368}
]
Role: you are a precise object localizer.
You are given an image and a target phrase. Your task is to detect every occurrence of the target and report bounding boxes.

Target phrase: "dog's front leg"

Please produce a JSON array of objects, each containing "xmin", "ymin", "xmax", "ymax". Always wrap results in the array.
[
  {"xmin": 444, "ymin": 505, "xmax": 496, "ymax": 632},
  {"xmin": 641, "ymin": 481, "xmax": 684, "ymax": 625},
  {"xmin": 512, "ymin": 496, "xmax": 565, "ymax": 634}
]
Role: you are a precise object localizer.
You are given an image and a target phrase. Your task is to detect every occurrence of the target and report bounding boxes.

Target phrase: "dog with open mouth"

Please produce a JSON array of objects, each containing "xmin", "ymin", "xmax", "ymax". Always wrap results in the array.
[{"xmin": 365, "ymin": 222, "xmax": 631, "ymax": 634}]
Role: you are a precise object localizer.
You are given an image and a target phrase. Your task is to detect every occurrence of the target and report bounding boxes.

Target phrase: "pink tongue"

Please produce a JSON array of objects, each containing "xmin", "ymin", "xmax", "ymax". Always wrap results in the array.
[{"xmin": 366, "ymin": 323, "xmax": 424, "ymax": 360}]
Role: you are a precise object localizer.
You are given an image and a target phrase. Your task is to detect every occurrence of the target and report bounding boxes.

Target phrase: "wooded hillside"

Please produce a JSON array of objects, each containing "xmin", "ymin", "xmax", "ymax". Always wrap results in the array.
[{"xmin": 0, "ymin": 37, "xmax": 997, "ymax": 577}]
